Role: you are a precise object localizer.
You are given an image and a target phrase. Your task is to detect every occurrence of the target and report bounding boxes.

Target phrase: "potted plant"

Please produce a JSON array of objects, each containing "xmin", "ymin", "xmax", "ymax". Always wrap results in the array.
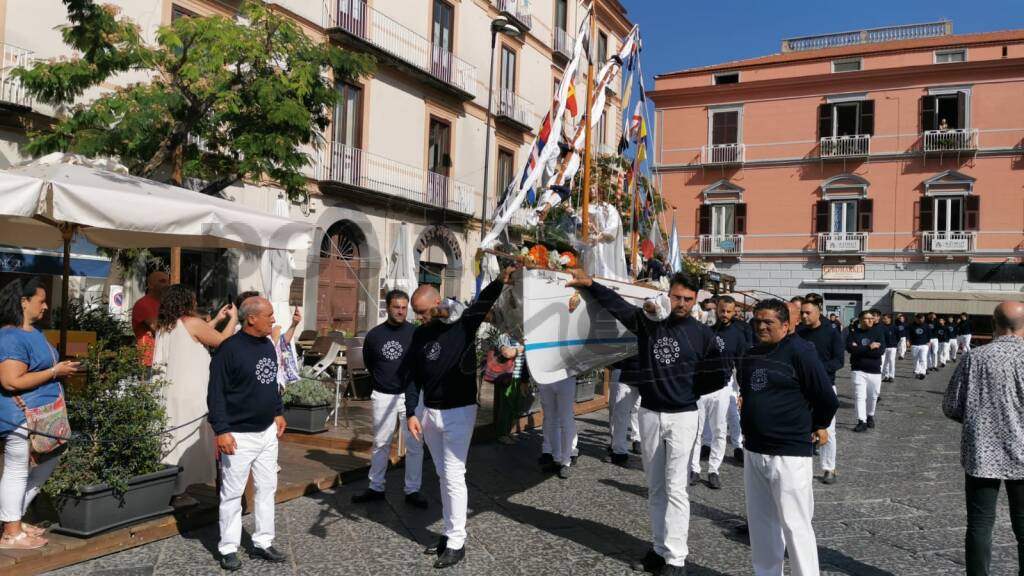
[
  {"xmin": 281, "ymin": 376, "xmax": 333, "ymax": 433},
  {"xmin": 44, "ymin": 341, "xmax": 179, "ymax": 537}
]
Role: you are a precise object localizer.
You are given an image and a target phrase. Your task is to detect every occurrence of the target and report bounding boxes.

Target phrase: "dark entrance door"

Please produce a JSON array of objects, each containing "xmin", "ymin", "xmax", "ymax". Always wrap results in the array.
[{"xmin": 317, "ymin": 221, "xmax": 364, "ymax": 334}]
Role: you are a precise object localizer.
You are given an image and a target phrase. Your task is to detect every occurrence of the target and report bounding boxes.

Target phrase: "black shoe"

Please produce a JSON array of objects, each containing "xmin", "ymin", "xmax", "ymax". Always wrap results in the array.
[
  {"xmin": 733, "ymin": 523, "xmax": 749, "ymax": 536},
  {"xmin": 853, "ymin": 421, "xmax": 868, "ymax": 432},
  {"xmin": 733, "ymin": 447, "xmax": 744, "ymax": 466},
  {"xmin": 610, "ymin": 453, "xmax": 629, "ymax": 466},
  {"xmin": 433, "ymin": 546, "xmax": 465, "ymax": 569},
  {"xmin": 822, "ymin": 470, "xmax": 837, "ymax": 485},
  {"xmin": 917, "ymin": 374, "xmax": 926, "ymax": 380},
  {"xmin": 538, "ymin": 453, "xmax": 554, "ymax": 466},
  {"xmin": 405, "ymin": 491, "xmax": 429, "ymax": 509},
  {"xmin": 631, "ymin": 440, "xmax": 642, "ymax": 455},
  {"xmin": 688, "ymin": 471, "xmax": 700, "ymax": 486},
  {"xmin": 424, "ymin": 537, "xmax": 448, "ymax": 556},
  {"xmin": 219, "ymin": 553, "xmax": 242, "ymax": 571},
  {"xmin": 866, "ymin": 415, "xmax": 875, "ymax": 429},
  {"xmin": 659, "ymin": 565, "xmax": 688, "ymax": 576},
  {"xmin": 250, "ymin": 546, "xmax": 287, "ymax": 563},
  {"xmin": 570, "ymin": 455, "xmax": 578, "ymax": 466},
  {"xmin": 351, "ymin": 488, "xmax": 386, "ymax": 503},
  {"xmin": 708, "ymin": 472, "xmax": 722, "ymax": 490},
  {"xmin": 629, "ymin": 548, "xmax": 666, "ymax": 573},
  {"xmin": 558, "ymin": 465, "xmax": 571, "ymax": 479},
  {"xmin": 542, "ymin": 462, "xmax": 561, "ymax": 473},
  {"xmin": 877, "ymin": 396, "xmax": 883, "ymax": 403}
]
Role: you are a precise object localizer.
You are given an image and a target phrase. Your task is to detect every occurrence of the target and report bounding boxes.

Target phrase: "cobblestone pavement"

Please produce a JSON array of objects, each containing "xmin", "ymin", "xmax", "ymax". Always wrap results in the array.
[{"xmin": 45, "ymin": 358, "xmax": 1020, "ymax": 575}]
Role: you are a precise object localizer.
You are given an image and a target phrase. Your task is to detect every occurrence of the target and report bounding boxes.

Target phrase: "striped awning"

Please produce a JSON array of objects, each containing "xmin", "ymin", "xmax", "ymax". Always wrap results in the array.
[{"xmin": 892, "ymin": 289, "xmax": 1023, "ymax": 316}]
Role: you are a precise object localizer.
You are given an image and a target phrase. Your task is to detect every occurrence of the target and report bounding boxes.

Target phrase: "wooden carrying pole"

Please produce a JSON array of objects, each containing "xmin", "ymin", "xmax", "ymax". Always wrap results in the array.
[
  {"xmin": 579, "ymin": 9, "xmax": 598, "ymax": 236},
  {"xmin": 170, "ymin": 144, "xmax": 183, "ymax": 283}
]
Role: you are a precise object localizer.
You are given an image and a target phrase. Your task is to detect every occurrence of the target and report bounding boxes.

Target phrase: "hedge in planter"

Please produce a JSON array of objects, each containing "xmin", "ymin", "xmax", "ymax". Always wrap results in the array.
[
  {"xmin": 43, "ymin": 340, "xmax": 179, "ymax": 536},
  {"xmin": 281, "ymin": 377, "xmax": 333, "ymax": 433}
]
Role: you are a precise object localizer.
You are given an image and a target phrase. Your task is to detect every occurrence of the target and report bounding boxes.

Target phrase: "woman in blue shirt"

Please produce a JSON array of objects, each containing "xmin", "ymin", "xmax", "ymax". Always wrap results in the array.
[{"xmin": 0, "ymin": 277, "xmax": 79, "ymax": 550}]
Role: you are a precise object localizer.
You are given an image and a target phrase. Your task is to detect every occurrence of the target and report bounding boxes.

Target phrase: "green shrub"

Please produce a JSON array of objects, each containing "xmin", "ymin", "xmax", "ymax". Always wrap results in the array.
[
  {"xmin": 282, "ymin": 378, "xmax": 333, "ymax": 407},
  {"xmin": 51, "ymin": 298, "xmax": 132, "ymax": 338}
]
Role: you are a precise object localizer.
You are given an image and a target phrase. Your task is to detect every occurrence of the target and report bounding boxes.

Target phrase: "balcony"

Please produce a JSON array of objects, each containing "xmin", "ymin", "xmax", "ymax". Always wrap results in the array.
[
  {"xmin": 922, "ymin": 231, "xmax": 976, "ymax": 254},
  {"xmin": 782, "ymin": 21, "xmax": 949, "ymax": 52},
  {"xmin": 494, "ymin": 89, "xmax": 536, "ymax": 132},
  {"xmin": 0, "ymin": 43, "xmax": 33, "ymax": 109},
  {"xmin": 923, "ymin": 129, "xmax": 979, "ymax": 153},
  {"xmin": 701, "ymin": 143, "xmax": 744, "ymax": 165},
  {"xmin": 817, "ymin": 232, "xmax": 868, "ymax": 254},
  {"xmin": 820, "ymin": 135, "xmax": 870, "ymax": 159},
  {"xmin": 327, "ymin": 0, "xmax": 476, "ymax": 101},
  {"xmin": 317, "ymin": 142, "xmax": 476, "ymax": 216},
  {"xmin": 491, "ymin": 0, "xmax": 531, "ymax": 31},
  {"xmin": 699, "ymin": 234, "xmax": 744, "ymax": 256},
  {"xmin": 553, "ymin": 28, "xmax": 574, "ymax": 62}
]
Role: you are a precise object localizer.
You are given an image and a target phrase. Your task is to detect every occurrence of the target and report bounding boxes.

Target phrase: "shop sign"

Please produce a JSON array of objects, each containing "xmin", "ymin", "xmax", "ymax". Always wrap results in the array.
[{"xmin": 822, "ymin": 263, "xmax": 865, "ymax": 281}]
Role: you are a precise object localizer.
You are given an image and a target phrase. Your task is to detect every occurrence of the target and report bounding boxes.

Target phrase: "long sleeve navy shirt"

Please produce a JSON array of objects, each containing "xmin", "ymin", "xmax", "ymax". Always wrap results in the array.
[
  {"xmin": 882, "ymin": 323, "xmax": 898, "ymax": 348},
  {"xmin": 207, "ymin": 331, "xmax": 283, "ymax": 435},
  {"xmin": 795, "ymin": 322, "xmax": 845, "ymax": 383},
  {"xmin": 895, "ymin": 321, "xmax": 907, "ymax": 341},
  {"xmin": 846, "ymin": 325, "xmax": 886, "ymax": 374},
  {"xmin": 908, "ymin": 322, "xmax": 932, "ymax": 346},
  {"xmin": 936, "ymin": 324, "xmax": 950, "ymax": 343},
  {"xmin": 363, "ymin": 321, "xmax": 416, "ymax": 394},
  {"xmin": 959, "ymin": 320, "xmax": 973, "ymax": 335},
  {"xmin": 738, "ymin": 335, "xmax": 839, "ymax": 457},
  {"xmin": 714, "ymin": 320, "xmax": 750, "ymax": 374},
  {"xmin": 403, "ymin": 280, "xmax": 504, "ymax": 416},
  {"xmin": 945, "ymin": 323, "xmax": 958, "ymax": 342},
  {"xmin": 587, "ymin": 282, "xmax": 726, "ymax": 413},
  {"xmin": 927, "ymin": 321, "xmax": 939, "ymax": 340}
]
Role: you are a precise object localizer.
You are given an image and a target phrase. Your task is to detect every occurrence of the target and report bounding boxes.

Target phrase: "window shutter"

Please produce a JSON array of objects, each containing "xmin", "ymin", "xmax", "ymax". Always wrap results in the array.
[
  {"xmin": 918, "ymin": 196, "xmax": 934, "ymax": 231},
  {"xmin": 859, "ymin": 100, "xmax": 875, "ymax": 135},
  {"xmin": 921, "ymin": 96, "xmax": 936, "ymax": 131},
  {"xmin": 698, "ymin": 205, "xmax": 711, "ymax": 235},
  {"xmin": 734, "ymin": 203, "xmax": 747, "ymax": 235},
  {"xmin": 964, "ymin": 195, "xmax": 980, "ymax": 230},
  {"xmin": 818, "ymin": 104, "xmax": 833, "ymax": 139},
  {"xmin": 857, "ymin": 198, "xmax": 874, "ymax": 232},
  {"xmin": 956, "ymin": 91, "xmax": 967, "ymax": 129},
  {"xmin": 814, "ymin": 200, "xmax": 830, "ymax": 233}
]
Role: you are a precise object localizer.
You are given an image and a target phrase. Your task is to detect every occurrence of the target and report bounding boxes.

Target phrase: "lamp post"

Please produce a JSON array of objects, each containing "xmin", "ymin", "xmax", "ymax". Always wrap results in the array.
[{"xmin": 479, "ymin": 16, "xmax": 523, "ymax": 241}]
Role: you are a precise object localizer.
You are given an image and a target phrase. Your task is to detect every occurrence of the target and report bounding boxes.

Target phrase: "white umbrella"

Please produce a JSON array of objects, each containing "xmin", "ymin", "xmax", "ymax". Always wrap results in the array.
[{"xmin": 384, "ymin": 222, "xmax": 418, "ymax": 296}]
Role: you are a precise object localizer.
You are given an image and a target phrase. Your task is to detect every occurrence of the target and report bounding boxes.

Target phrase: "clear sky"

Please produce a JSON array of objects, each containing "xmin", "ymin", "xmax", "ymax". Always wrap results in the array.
[{"xmin": 620, "ymin": 0, "xmax": 1024, "ymax": 86}]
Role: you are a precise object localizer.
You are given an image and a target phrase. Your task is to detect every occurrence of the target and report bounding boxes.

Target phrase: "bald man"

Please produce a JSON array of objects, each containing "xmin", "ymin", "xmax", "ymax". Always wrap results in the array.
[
  {"xmin": 132, "ymin": 270, "xmax": 169, "ymax": 367},
  {"xmin": 944, "ymin": 301, "xmax": 1024, "ymax": 575},
  {"xmin": 403, "ymin": 267, "xmax": 516, "ymax": 569}
]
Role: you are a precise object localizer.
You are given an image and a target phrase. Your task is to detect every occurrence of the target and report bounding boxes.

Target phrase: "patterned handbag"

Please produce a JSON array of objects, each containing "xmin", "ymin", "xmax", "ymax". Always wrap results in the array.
[
  {"xmin": 484, "ymin": 350, "xmax": 515, "ymax": 384},
  {"xmin": 13, "ymin": 386, "xmax": 70, "ymax": 457}
]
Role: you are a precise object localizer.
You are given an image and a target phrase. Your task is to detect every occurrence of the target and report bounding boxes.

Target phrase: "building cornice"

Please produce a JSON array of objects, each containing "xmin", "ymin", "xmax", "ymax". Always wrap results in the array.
[{"xmin": 653, "ymin": 147, "xmax": 1024, "ymax": 173}]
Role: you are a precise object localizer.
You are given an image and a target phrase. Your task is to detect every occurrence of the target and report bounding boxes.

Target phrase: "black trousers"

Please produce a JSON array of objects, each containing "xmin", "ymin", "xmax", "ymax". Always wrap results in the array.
[{"xmin": 965, "ymin": 474, "xmax": 1024, "ymax": 576}]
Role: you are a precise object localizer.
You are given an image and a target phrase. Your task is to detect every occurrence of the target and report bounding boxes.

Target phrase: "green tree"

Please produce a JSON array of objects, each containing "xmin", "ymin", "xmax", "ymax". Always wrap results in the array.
[{"xmin": 15, "ymin": 0, "xmax": 374, "ymax": 200}]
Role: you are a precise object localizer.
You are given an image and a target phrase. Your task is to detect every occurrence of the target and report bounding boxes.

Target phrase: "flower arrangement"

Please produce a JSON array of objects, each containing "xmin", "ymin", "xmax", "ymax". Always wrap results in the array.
[
  {"xmin": 682, "ymin": 255, "xmax": 708, "ymax": 277},
  {"xmin": 520, "ymin": 244, "xmax": 579, "ymax": 272}
]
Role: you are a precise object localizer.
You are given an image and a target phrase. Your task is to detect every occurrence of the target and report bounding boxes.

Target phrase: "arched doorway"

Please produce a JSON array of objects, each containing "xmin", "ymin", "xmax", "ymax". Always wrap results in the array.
[
  {"xmin": 317, "ymin": 220, "xmax": 365, "ymax": 334},
  {"xmin": 414, "ymin": 225, "xmax": 464, "ymax": 301}
]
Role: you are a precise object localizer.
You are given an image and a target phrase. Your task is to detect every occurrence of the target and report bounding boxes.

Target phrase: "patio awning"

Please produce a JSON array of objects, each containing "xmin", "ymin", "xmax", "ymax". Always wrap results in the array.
[{"xmin": 892, "ymin": 289, "xmax": 1023, "ymax": 316}]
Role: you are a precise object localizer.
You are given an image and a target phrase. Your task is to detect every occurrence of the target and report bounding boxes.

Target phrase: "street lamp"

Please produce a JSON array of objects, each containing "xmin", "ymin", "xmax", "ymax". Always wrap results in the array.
[{"xmin": 479, "ymin": 16, "xmax": 523, "ymax": 242}]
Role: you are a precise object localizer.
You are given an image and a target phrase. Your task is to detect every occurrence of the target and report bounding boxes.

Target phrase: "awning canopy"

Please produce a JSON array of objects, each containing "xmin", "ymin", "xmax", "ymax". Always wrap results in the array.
[{"xmin": 893, "ymin": 289, "xmax": 1023, "ymax": 316}]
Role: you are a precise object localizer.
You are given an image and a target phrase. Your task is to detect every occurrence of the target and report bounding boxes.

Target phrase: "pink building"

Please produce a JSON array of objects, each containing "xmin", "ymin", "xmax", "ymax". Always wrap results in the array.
[{"xmin": 651, "ymin": 22, "xmax": 1024, "ymax": 324}]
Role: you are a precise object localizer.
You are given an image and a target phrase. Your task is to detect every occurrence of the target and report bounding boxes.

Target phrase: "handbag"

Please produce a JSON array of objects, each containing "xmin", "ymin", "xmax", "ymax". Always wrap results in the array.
[
  {"xmin": 12, "ymin": 345, "xmax": 70, "ymax": 458},
  {"xmin": 484, "ymin": 349, "xmax": 515, "ymax": 384}
]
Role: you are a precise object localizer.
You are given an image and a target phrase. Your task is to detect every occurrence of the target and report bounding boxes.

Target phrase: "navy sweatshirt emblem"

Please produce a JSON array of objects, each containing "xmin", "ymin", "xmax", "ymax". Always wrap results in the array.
[
  {"xmin": 653, "ymin": 336, "xmax": 681, "ymax": 366},
  {"xmin": 425, "ymin": 342, "xmax": 442, "ymax": 361},
  {"xmin": 255, "ymin": 357, "xmax": 276, "ymax": 385},
  {"xmin": 382, "ymin": 340, "xmax": 403, "ymax": 361},
  {"xmin": 750, "ymin": 368, "xmax": 768, "ymax": 392}
]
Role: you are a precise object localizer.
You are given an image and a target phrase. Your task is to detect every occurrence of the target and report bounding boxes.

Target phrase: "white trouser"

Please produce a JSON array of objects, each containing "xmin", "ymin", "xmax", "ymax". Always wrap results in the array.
[
  {"xmin": 727, "ymin": 378, "xmax": 743, "ymax": 449},
  {"xmin": 0, "ymin": 430, "xmax": 62, "ymax": 522},
  {"xmin": 897, "ymin": 337, "xmax": 907, "ymax": 359},
  {"xmin": 639, "ymin": 407, "xmax": 698, "ymax": 568},
  {"xmin": 959, "ymin": 334, "xmax": 972, "ymax": 353},
  {"xmin": 882, "ymin": 348, "xmax": 897, "ymax": 380},
  {"xmin": 851, "ymin": 371, "xmax": 881, "ymax": 422},
  {"xmin": 818, "ymin": 386, "xmax": 837, "ymax": 472},
  {"xmin": 218, "ymin": 424, "xmax": 279, "ymax": 555},
  {"xmin": 610, "ymin": 374, "xmax": 641, "ymax": 455},
  {"xmin": 939, "ymin": 342, "xmax": 950, "ymax": 365},
  {"xmin": 537, "ymin": 378, "xmax": 577, "ymax": 466},
  {"xmin": 690, "ymin": 384, "xmax": 730, "ymax": 474},
  {"xmin": 368, "ymin": 391, "xmax": 424, "ymax": 494},
  {"xmin": 541, "ymin": 420, "xmax": 578, "ymax": 457},
  {"xmin": 912, "ymin": 345, "xmax": 930, "ymax": 376},
  {"xmin": 745, "ymin": 452, "xmax": 820, "ymax": 576},
  {"xmin": 928, "ymin": 339, "xmax": 939, "ymax": 369},
  {"xmin": 422, "ymin": 404, "xmax": 477, "ymax": 550},
  {"xmin": 949, "ymin": 337, "xmax": 959, "ymax": 360}
]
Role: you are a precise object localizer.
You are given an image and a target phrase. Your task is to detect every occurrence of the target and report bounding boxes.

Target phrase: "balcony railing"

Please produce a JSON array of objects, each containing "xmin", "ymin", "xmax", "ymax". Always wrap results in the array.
[
  {"xmin": 923, "ymin": 129, "xmax": 979, "ymax": 153},
  {"xmin": 701, "ymin": 143, "xmax": 745, "ymax": 165},
  {"xmin": 0, "ymin": 43, "xmax": 33, "ymax": 108},
  {"xmin": 491, "ymin": 0, "xmax": 532, "ymax": 30},
  {"xmin": 820, "ymin": 134, "xmax": 870, "ymax": 158},
  {"xmin": 922, "ymin": 231, "xmax": 976, "ymax": 254},
  {"xmin": 494, "ymin": 89, "xmax": 536, "ymax": 130},
  {"xmin": 329, "ymin": 0, "xmax": 476, "ymax": 98},
  {"xmin": 817, "ymin": 232, "xmax": 868, "ymax": 253},
  {"xmin": 782, "ymin": 21, "xmax": 949, "ymax": 52},
  {"xmin": 318, "ymin": 142, "xmax": 475, "ymax": 215},
  {"xmin": 553, "ymin": 28, "xmax": 574, "ymax": 60},
  {"xmin": 699, "ymin": 234, "xmax": 744, "ymax": 256}
]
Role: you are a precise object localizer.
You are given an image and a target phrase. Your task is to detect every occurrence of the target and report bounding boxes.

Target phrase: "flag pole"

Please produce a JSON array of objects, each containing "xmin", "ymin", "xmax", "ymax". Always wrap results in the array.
[
  {"xmin": 580, "ymin": 7, "xmax": 598, "ymax": 237},
  {"xmin": 630, "ymin": 177, "xmax": 639, "ymax": 279}
]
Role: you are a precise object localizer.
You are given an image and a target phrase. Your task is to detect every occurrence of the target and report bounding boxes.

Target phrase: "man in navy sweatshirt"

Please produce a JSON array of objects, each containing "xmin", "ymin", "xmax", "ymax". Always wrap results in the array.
[
  {"xmin": 739, "ymin": 298, "xmax": 838, "ymax": 576},
  {"xmin": 958, "ymin": 312, "xmax": 973, "ymax": 353},
  {"xmin": 797, "ymin": 293, "xmax": 845, "ymax": 484},
  {"xmin": 352, "ymin": 289, "xmax": 427, "ymax": 508},
  {"xmin": 208, "ymin": 296, "xmax": 287, "ymax": 571},
  {"xmin": 847, "ymin": 310, "xmax": 885, "ymax": 432},
  {"xmin": 909, "ymin": 313, "xmax": 932, "ymax": 379},
  {"xmin": 881, "ymin": 313, "xmax": 898, "ymax": 383},
  {"xmin": 926, "ymin": 312, "xmax": 941, "ymax": 372},
  {"xmin": 895, "ymin": 313, "xmax": 908, "ymax": 359},
  {"xmin": 567, "ymin": 269, "xmax": 726, "ymax": 576},
  {"xmin": 403, "ymin": 266, "xmax": 515, "ymax": 569}
]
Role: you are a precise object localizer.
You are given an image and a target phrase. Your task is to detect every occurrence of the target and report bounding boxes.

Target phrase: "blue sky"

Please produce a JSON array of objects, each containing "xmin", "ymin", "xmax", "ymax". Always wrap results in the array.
[{"xmin": 619, "ymin": 0, "xmax": 1024, "ymax": 85}]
